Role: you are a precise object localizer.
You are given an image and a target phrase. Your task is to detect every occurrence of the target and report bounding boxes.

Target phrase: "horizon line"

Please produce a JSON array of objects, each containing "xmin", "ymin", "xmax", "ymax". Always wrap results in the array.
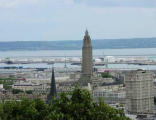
[{"xmin": 0, "ymin": 37, "xmax": 156, "ymax": 42}]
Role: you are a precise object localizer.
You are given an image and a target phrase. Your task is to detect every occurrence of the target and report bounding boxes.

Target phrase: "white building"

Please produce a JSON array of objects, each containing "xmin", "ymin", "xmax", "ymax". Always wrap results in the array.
[
  {"xmin": 13, "ymin": 82, "xmax": 47, "ymax": 92},
  {"xmin": 0, "ymin": 84, "xmax": 3, "ymax": 89},
  {"xmin": 93, "ymin": 88, "xmax": 125, "ymax": 104}
]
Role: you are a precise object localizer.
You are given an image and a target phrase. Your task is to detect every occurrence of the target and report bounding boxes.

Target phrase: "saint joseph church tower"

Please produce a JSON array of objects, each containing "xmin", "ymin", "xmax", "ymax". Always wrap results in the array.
[{"xmin": 80, "ymin": 29, "xmax": 93, "ymax": 86}]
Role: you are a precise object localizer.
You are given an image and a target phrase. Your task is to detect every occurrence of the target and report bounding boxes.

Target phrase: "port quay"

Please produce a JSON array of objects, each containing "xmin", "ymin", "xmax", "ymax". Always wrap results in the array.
[{"xmin": 1, "ymin": 48, "xmax": 156, "ymax": 71}]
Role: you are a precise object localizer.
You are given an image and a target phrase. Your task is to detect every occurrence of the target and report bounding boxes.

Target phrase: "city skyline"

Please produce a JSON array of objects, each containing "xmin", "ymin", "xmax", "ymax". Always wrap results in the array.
[{"xmin": 0, "ymin": 0, "xmax": 156, "ymax": 41}]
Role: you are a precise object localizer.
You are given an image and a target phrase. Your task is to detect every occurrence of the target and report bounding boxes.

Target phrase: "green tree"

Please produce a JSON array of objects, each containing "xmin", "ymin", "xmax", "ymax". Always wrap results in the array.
[
  {"xmin": 46, "ymin": 86, "xmax": 130, "ymax": 120},
  {"xmin": 101, "ymin": 72, "xmax": 113, "ymax": 78},
  {"xmin": 0, "ymin": 87, "xmax": 130, "ymax": 120},
  {"xmin": 25, "ymin": 90, "xmax": 33, "ymax": 94},
  {"xmin": 12, "ymin": 89, "xmax": 24, "ymax": 94},
  {"xmin": 0, "ymin": 77, "xmax": 14, "ymax": 90}
]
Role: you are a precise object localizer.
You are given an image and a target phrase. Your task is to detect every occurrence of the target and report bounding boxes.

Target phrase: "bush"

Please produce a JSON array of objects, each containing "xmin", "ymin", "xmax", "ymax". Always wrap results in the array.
[
  {"xmin": 12, "ymin": 89, "xmax": 24, "ymax": 94},
  {"xmin": 25, "ymin": 90, "xmax": 33, "ymax": 94},
  {"xmin": 0, "ymin": 78, "xmax": 13, "ymax": 90},
  {"xmin": 101, "ymin": 72, "xmax": 113, "ymax": 78}
]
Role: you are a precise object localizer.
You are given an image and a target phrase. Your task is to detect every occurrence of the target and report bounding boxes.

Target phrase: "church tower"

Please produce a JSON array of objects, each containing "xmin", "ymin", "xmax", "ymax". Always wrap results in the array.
[
  {"xmin": 47, "ymin": 67, "xmax": 57, "ymax": 104},
  {"xmin": 80, "ymin": 29, "xmax": 93, "ymax": 86}
]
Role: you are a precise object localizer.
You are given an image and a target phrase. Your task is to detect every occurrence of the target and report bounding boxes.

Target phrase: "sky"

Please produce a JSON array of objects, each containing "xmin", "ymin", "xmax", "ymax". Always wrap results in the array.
[{"xmin": 0, "ymin": 0, "xmax": 156, "ymax": 41}]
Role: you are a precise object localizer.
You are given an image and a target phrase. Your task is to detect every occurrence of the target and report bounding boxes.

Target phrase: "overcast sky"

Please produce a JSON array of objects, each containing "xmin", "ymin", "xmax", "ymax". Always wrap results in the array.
[{"xmin": 0, "ymin": 0, "xmax": 156, "ymax": 41}]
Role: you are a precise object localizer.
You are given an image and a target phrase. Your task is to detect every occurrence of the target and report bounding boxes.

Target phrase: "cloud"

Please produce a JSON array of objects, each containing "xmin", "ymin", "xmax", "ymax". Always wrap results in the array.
[
  {"xmin": 0, "ymin": 0, "xmax": 38, "ymax": 8},
  {"xmin": 1, "ymin": 0, "xmax": 156, "ymax": 9},
  {"xmin": 74, "ymin": 0, "xmax": 156, "ymax": 8},
  {"xmin": 0, "ymin": 0, "xmax": 156, "ymax": 41}
]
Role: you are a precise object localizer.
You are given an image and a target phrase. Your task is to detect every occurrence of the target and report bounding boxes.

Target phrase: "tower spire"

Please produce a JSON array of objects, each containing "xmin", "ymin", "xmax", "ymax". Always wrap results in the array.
[
  {"xmin": 47, "ymin": 67, "xmax": 57, "ymax": 103},
  {"xmin": 85, "ymin": 29, "xmax": 89, "ymax": 36}
]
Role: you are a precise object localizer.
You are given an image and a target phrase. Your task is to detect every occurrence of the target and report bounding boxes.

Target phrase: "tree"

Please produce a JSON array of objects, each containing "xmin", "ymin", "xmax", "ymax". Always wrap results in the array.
[
  {"xmin": 101, "ymin": 72, "xmax": 114, "ymax": 78},
  {"xmin": 12, "ymin": 89, "xmax": 24, "ymax": 94},
  {"xmin": 46, "ymin": 86, "xmax": 130, "ymax": 120},
  {"xmin": 25, "ymin": 90, "xmax": 33, "ymax": 94},
  {"xmin": 0, "ymin": 87, "xmax": 130, "ymax": 120},
  {"xmin": 0, "ymin": 77, "xmax": 14, "ymax": 90}
]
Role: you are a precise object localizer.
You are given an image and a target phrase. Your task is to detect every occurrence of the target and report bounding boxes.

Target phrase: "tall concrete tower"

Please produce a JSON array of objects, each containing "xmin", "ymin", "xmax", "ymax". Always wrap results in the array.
[
  {"xmin": 80, "ymin": 29, "xmax": 93, "ymax": 86},
  {"xmin": 125, "ymin": 69, "xmax": 154, "ymax": 114}
]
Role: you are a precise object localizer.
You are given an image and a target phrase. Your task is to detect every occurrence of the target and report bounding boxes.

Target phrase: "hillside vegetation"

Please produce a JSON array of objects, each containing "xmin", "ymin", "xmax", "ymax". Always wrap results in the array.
[{"xmin": 0, "ymin": 87, "xmax": 130, "ymax": 120}]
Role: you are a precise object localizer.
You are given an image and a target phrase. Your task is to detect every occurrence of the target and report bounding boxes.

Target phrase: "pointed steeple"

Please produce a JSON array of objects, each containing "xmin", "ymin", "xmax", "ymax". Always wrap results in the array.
[
  {"xmin": 47, "ymin": 67, "xmax": 57, "ymax": 103},
  {"xmin": 83, "ymin": 29, "xmax": 91, "ymax": 46},
  {"xmin": 50, "ymin": 68, "xmax": 57, "ymax": 96},
  {"xmin": 85, "ymin": 29, "xmax": 89, "ymax": 36}
]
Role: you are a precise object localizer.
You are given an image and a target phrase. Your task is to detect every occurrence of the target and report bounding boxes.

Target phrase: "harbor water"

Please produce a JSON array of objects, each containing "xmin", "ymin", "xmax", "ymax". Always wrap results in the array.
[{"xmin": 0, "ymin": 48, "xmax": 156, "ymax": 70}]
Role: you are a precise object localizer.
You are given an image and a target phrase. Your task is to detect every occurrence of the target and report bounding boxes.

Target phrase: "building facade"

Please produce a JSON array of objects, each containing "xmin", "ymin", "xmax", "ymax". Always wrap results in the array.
[
  {"xmin": 125, "ymin": 70, "xmax": 154, "ymax": 114},
  {"xmin": 93, "ymin": 89, "xmax": 125, "ymax": 104}
]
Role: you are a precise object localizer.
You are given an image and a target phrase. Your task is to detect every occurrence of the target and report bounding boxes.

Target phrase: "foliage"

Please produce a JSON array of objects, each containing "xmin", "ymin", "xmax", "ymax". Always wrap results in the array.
[
  {"xmin": 0, "ymin": 77, "xmax": 14, "ymax": 81},
  {"xmin": 0, "ymin": 87, "xmax": 130, "ymax": 120},
  {"xmin": 101, "ymin": 72, "xmax": 114, "ymax": 78},
  {"xmin": 0, "ymin": 77, "xmax": 14, "ymax": 90},
  {"xmin": 0, "ymin": 98, "xmax": 48, "ymax": 120},
  {"xmin": 25, "ymin": 90, "xmax": 33, "ymax": 94},
  {"xmin": 0, "ymin": 81, "xmax": 13, "ymax": 90},
  {"xmin": 12, "ymin": 89, "xmax": 24, "ymax": 94}
]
